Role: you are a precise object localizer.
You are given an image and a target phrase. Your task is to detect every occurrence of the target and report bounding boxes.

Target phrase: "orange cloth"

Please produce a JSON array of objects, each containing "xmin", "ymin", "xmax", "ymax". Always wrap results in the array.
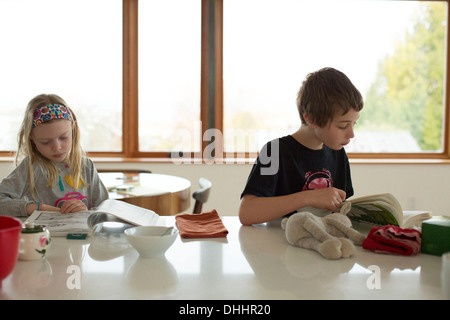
[{"xmin": 175, "ymin": 210, "xmax": 228, "ymax": 238}]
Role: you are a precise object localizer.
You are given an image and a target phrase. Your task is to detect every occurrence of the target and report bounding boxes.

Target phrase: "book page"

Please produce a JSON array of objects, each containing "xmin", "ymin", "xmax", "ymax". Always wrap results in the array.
[
  {"xmin": 348, "ymin": 193, "xmax": 403, "ymax": 226},
  {"xmin": 348, "ymin": 202, "xmax": 400, "ymax": 226},
  {"xmin": 26, "ymin": 210, "xmax": 92, "ymax": 236},
  {"xmin": 95, "ymin": 199, "xmax": 159, "ymax": 226},
  {"xmin": 402, "ymin": 211, "xmax": 432, "ymax": 229},
  {"xmin": 26, "ymin": 199, "xmax": 160, "ymax": 236}
]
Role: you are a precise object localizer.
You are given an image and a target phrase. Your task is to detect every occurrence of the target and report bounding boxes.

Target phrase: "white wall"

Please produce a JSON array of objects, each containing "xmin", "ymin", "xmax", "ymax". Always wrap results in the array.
[{"xmin": 1, "ymin": 160, "xmax": 449, "ymax": 216}]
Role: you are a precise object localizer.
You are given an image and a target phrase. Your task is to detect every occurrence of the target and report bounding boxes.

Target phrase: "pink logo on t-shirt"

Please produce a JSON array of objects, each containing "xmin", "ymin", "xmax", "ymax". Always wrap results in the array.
[
  {"xmin": 55, "ymin": 192, "xmax": 89, "ymax": 209},
  {"xmin": 302, "ymin": 169, "xmax": 333, "ymax": 191}
]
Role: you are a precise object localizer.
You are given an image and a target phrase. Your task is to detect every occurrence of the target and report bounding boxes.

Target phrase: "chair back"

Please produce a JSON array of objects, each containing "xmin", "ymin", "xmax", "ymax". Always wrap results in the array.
[{"xmin": 192, "ymin": 177, "xmax": 212, "ymax": 214}]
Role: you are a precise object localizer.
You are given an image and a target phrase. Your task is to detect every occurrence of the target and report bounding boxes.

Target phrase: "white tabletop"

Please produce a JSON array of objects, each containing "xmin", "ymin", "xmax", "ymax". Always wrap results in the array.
[
  {"xmin": 99, "ymin": 172, "xmax": 191, "ymax": 197},
  {"xmin": 0, "ymin": 217, "xmax": 446, "ymax": 300},
  {"xmin": 98, "ymin": 172, "xmax": 191, "ymax": 215}
]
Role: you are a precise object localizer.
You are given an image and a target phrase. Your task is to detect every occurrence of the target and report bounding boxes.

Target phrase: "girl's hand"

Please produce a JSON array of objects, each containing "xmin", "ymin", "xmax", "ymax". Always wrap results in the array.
[
  {"xmin": 59, "ymin": 199, "xmax": 88, "ymax": 213},
  {"xmin": 26, "ymin": 202, "xmax": 59, "ymax": 215}
]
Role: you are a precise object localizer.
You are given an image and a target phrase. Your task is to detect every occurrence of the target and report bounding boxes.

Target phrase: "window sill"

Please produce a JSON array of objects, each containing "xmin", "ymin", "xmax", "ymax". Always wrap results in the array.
[
  {"xmin": 349, "ymin": 158, "xmax": 450, "ymax": 165},
  {"xmin": 1, "ymin": 156, "xmax": 450, "ymax": 165}
]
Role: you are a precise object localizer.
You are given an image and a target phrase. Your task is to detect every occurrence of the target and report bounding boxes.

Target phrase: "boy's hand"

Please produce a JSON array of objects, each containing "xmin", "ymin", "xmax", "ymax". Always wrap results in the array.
[
  {"xmin": 308, "ymin": 187, "xmax": 346, "ymax": 212},
  {"xmin": 59, "ymin": 199, "xmax": 88, "ymax": 213}
]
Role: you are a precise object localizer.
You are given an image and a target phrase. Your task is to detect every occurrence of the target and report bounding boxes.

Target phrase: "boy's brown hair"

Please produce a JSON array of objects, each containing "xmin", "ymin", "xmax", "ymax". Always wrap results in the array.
[{"xmin": 297, "ymin": 67, "xmax": 363, "ymax": 127}]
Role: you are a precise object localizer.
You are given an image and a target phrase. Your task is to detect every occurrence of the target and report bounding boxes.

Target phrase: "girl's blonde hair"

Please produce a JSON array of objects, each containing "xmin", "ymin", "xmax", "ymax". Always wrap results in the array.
[{"xmin": 16, "ymin": 94, "xmax": 86, "ymax": 200}]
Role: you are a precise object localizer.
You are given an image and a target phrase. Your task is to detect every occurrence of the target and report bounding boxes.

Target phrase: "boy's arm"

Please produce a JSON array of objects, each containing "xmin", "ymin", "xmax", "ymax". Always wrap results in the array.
[{"xmin": 239, "ymin": 187, "xmax": 346, "ymax": 225}]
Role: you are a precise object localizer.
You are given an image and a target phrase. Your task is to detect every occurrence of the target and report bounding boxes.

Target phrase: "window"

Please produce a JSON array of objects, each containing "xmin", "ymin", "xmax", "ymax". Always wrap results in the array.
[
  {"xmin": 138, "ymin": 0, "xmax": 201, "ymax": 153},
  {"xmin": 0, "ymin": 0, "xmax": 122, "ymax": 152},
  {"xmin": 223, "ymin": 0, "xmax": 448, "ymax": 156},
  {"xmin": 0, "ymin": 0, "xmax": 448, "ymax": 161}
]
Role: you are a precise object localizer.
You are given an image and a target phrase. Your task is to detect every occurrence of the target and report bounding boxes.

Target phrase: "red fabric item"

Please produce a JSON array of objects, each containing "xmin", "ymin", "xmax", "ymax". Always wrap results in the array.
[
  {"xmin": 175, "ymin": 209, "xmax": 228, "ymax": 238},
  {"xmin": 362, "ymin": 225, "xmax": 422, "ymax": 256}
]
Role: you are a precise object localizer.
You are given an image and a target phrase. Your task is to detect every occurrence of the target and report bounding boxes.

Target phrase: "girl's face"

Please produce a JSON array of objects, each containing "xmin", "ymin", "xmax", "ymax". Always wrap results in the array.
[{"xmin": 32, "ymin": 120, "xmax": 73, "ymax": 163}]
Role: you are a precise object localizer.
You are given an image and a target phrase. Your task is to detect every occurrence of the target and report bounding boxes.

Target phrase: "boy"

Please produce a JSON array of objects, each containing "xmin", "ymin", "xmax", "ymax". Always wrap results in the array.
[{"xmin": 239, "ymin": 67, "xmax": 363, "ymax": 225}]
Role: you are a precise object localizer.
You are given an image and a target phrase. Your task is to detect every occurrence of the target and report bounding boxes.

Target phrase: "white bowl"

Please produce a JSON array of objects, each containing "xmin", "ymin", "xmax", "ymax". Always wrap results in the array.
[{"xmin": 125, "ymin": 226, "xmax": 178, "ymax": 258}]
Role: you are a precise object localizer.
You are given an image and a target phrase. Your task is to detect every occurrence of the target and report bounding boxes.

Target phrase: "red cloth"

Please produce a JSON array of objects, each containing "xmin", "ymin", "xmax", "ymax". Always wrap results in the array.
[
  {"xmin": 175, "ymin": 209, "xmax": 228, "ymax": 238},
  {"xmin": 362, "ymin": 225, "xmax": 422, "ymax": 256}
]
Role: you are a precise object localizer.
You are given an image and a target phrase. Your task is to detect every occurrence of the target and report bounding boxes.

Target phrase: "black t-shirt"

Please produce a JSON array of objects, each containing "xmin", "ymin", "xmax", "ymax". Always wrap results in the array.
[{"xmin": 241, "ymin": 135, "xmax": 354, "ymax": 200}]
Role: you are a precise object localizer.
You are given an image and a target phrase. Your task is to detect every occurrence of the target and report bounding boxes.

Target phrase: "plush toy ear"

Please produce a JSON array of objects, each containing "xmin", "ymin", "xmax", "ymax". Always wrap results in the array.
[{"xmin": 339, "ymin": 202, "xmax": 351, "ymax": 215}]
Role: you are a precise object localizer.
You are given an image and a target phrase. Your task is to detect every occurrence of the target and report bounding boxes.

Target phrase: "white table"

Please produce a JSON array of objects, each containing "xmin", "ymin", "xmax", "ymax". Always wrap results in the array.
[{"xmin": 0, "ymin": 217, "xmax": 446, "ymax": 300}]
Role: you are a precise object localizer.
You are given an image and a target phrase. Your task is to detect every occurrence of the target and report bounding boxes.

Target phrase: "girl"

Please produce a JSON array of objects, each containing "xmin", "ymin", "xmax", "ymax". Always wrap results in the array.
[{"xmin": 0, "ymin": 94, "xmax": 109, "ymax": 217}]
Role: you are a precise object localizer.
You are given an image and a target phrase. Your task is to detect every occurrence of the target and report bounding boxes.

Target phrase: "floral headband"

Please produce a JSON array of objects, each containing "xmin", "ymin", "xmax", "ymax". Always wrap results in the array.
[{"xmin": 32, "ymin": 104, "xmax": 73, "ymax": 128}]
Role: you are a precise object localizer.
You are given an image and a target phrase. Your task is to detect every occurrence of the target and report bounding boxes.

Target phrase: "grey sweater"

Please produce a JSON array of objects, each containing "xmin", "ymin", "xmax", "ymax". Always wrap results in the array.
[{"xmin": 0, "ymin": 157, "xmax": 109, "ymax": 217}]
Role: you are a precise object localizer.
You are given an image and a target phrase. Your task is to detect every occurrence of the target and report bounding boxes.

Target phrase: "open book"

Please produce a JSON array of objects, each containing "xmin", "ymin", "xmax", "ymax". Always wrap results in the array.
[
  {"xmin": 346, "ymin": 193, "xmax": 431, "ymax": 228},
  {"xmin": 25, "ymin": 199, "xmax": 159, "ymax": 236}
]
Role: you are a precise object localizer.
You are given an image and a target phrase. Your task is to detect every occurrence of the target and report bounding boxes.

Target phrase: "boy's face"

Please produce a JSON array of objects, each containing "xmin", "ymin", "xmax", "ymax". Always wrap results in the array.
[{"xmin": 311, "ymin": 108, "xmax": 360, "ymax": 150}]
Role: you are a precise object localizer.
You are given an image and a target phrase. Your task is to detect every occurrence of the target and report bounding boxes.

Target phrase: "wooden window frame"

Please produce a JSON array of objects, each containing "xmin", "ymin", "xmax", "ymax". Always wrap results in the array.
[
  {"xmin": 1, "ymin": 0, "xmax": 448, "ymax": 163},
  {"xmin": 91, "ymin": 0, "xmax": 223, "ymax": 161}
]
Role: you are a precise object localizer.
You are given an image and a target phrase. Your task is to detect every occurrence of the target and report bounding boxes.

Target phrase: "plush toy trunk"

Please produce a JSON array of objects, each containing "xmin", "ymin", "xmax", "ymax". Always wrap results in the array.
[{"xmin": 421, "ymin": 216, "xmax": 450, "ymax": 256}]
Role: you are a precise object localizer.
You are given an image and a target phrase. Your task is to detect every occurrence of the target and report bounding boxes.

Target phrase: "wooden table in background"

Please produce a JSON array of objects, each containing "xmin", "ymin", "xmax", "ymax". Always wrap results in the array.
[{"xmin": 99, "ymin": 172, "xmax": 191, "ymax": 215}]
